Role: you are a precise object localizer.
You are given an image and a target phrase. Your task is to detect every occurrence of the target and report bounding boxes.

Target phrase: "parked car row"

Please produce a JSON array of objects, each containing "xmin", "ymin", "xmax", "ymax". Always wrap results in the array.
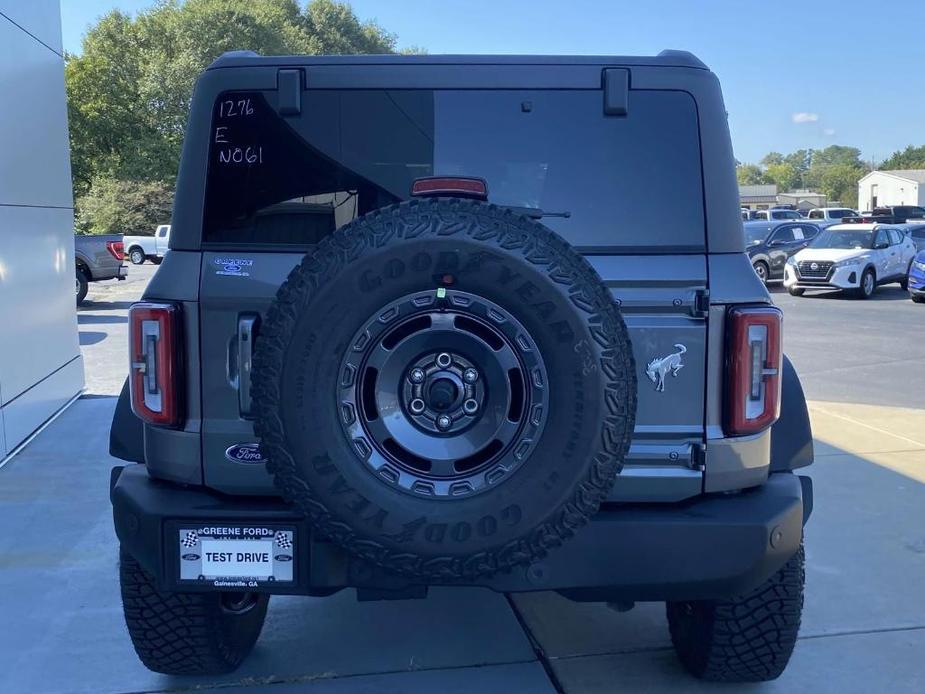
[
  {"xmin": 741, "ymin": 207, "xmax": 803, "ymax": 221},
  {"xmin": 744, "ymin": 216, "xmax": 923, "ymax": 302},
  {"xmin": 741, "ymin": 206, "xmax": 860, "ymax": 224}
]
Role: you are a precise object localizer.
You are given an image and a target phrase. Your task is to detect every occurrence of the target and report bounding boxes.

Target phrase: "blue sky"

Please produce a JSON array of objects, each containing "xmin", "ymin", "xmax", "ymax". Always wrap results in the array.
[{"xmin": 61, "ymin": 0, "xmax": 925, "ymax": 165}]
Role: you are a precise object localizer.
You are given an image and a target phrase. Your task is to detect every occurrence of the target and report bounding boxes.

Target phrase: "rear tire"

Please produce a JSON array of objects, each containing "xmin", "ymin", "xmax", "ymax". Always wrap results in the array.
[
  {"xmin": 119, "ymin": 549, "xmax": 269, "ymax": 675},
  {"xmin": 667, "ymin": 543, "xmax": 804, "ymax": 682},
  {"xmin": 912, "ymin": 294, "xmax": 925, "ymax": 304},
  {"xmin": 129, "ymin": 248, "xmax": 146, "ymax": 265},
  {"xmin": 787, "ymin": 287, "xmax": 804, "ymax": 296},
  {"xmin": 76, "ymin": 267, "xmax": 89, "ymax": 305}
]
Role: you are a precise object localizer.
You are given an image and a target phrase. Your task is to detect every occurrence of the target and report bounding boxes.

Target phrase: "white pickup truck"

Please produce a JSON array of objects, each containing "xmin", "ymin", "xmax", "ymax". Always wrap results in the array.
[{"xmin": 123, "ymin": 225, "xmax": 170, "ymax": 264}]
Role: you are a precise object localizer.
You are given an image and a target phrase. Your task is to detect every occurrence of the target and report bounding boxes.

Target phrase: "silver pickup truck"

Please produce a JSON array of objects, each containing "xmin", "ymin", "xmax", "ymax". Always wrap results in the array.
[{"xmin": 75, "ymin": 233, "xmax": 127, "ymax": 305}]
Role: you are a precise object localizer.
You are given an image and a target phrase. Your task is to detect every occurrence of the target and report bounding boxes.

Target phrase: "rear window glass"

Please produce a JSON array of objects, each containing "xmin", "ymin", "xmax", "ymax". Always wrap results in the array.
[{"xmin": 203, "ymin": 89, "xmax": 705, "ymax": 251}]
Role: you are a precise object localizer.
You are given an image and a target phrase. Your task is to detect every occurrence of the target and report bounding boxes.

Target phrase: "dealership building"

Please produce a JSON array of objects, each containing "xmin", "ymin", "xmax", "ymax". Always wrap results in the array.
[{"xmin": 0, "ymin": 1, "xmax": 84, "ymax": 461}]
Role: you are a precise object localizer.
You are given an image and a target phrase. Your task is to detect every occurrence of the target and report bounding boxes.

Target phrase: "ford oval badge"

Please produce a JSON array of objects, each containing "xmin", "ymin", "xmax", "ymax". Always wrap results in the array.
[{"xmin": 225, "ymin": 443, "xmax": 268, "ymax": 465}]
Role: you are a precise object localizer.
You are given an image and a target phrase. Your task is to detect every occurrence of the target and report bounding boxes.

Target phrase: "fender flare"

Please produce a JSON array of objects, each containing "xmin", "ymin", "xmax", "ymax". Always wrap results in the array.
[
  {"xmin": 770, "ymin": 355, "xmax": 813, "ymax": 471},
  {"xmin": 110, "ymin": 378, "xmax": 144, "ymax": 463}
]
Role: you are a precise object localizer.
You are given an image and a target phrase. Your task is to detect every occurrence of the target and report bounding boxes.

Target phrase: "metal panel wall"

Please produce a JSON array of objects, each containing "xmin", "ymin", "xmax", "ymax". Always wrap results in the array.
[
  {"xmin": 0, "ymin": 1, "xmax": 64, "ymax": 55},
  {"xmin": 0, "ymin": 4, "xmax": 82, "ymax": 459}
]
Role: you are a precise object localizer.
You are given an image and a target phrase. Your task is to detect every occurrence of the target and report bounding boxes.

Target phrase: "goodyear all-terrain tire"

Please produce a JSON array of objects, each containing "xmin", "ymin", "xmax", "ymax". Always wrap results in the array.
[
  {"xmin": 667, "ymin": 543, "xmax": 805, "ymax": 682},
  {"xmin": 252, "ymin": 198, "xmax": 636, "ymax": 580},
  {"xmin": 119, "ymin": 550, "xmax": 269, "ymax": 675}
]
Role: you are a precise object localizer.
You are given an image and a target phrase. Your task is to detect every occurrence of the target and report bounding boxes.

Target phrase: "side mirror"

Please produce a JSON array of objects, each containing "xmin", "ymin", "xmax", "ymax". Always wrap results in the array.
[{"xmin": 874, "ymin": 242, "xmax": 889, "ymax": 250}]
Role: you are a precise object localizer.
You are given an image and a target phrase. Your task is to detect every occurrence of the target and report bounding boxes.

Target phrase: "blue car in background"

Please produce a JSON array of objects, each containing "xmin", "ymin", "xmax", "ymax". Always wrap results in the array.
[{"xmin": 909, "ymin": 250, "xmax": 925, "ymax": 303}]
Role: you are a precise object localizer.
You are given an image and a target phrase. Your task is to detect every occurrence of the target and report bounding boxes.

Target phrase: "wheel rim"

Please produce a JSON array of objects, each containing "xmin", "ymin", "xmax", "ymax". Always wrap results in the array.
[
  {"xmin": 75, "ymin": 277, "xmax": 80, "ymax": 295},
  {"xmin": 864, "ymin": 272, "xmax": 874, "ymax": 295},
  {"xmin": 131, "ymin": 251, "xmax": 143, "ymax": 263},
  {"xmin": 338, "ymin": 289, "xmax": 548, "ymax": 499},
  {"xmin": 754, "ymin": 263, "xmax": 767, "ymax": 281}
]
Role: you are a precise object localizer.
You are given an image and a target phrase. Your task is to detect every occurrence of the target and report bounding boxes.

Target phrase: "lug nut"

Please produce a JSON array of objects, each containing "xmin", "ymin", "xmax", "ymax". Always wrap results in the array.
[
  {"xmin": 409, "ymin": 398, "xmax": 426, "ymax": 414},
  {"xmin": 463, "ymin": 368, "xmax": 479, "ymax": 384},
  {"xmin": 436, "ymin": 414, "xmax": 452, "ymax": 430},
  {"xmin": 436, "ymin": 352, "xmax": 452, "ymax": 368},
  {"xmin": 409, "ymin": 368, "xmax": 425, "ymax": 384},
  {"xmin": 463, "ymin": 399, "xmax": 479, "ymax": 415}
]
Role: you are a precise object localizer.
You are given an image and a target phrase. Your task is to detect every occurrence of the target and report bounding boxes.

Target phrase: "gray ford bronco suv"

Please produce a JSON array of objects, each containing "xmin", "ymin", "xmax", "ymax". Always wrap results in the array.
[{"xmin": 109, "ymin": 50, "xmax": 814, "ymax": 682}]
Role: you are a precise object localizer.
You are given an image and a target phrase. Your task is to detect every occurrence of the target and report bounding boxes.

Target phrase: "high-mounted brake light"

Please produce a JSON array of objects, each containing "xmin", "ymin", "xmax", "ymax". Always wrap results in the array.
[
  {"xmin": 411, "ymin": 176, "xmax": 488, "ymax": 201},
  {"xmin": 725, "ymin": 306, "xmax": 782, "ymax": 436},
  {"xmin": 129, "ymin": 302, "xmax": 182, "ymax": 426},
  {"xmin": 106, "ymin": 240, "xmax": 124, "ymax": 260}
]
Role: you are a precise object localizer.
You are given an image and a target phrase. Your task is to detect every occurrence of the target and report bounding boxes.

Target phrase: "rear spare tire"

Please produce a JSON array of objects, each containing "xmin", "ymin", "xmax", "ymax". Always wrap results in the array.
[{"xmin": 253, "ymin": 199, "xmax": 636, "ymax": 580}]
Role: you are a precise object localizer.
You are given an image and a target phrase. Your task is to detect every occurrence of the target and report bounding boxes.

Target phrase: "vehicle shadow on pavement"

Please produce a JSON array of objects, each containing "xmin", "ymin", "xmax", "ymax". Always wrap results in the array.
[
  {"xmin": 78, "ymin": 330, "xmax": 106, "ymax": 346},
  {"xmin": 77, "ymin": 314, "xmax": 127, "ymax": 325},
  {"xmin": 78, "ymin": 300, "xmax": 136, "ymax": 311},
  {"xmin": 0, "ymin": 397, "xmax": 922, "ymax": 693}
]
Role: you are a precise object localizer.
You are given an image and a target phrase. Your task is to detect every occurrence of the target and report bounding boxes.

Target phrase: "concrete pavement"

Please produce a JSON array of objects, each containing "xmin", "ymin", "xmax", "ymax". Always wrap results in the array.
[
  {"xmin": 1, "ymin": 262, "xmax": 923, "ymax": 692},
  {"xmin": 508, "ymin": 397, "xmax": 925, "ymax": 692}
]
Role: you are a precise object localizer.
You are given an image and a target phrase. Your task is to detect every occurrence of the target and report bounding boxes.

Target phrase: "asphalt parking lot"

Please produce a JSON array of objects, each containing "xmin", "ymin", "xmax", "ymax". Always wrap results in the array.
[{"xmin": 0, "ymin": 265, "xmax": 923, "ymax": 693}]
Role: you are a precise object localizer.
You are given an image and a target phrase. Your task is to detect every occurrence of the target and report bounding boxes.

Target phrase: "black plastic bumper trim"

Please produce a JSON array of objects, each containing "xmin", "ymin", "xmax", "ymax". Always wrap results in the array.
[{"xmin": 112, "ymin": 465, "xmax": 808, "ymax": 601}]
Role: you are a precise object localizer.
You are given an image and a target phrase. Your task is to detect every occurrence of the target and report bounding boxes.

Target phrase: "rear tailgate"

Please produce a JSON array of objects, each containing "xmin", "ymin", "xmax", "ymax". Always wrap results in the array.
[{"xmin": 195, "ymin": 64, "xmax": 710, "ymax": 497}]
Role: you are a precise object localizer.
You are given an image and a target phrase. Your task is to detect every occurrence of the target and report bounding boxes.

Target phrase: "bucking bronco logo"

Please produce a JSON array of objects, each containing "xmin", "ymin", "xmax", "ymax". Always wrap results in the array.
[{"xmin": 645, "ymin": 344, "xmax": 687, "ymax": 392}]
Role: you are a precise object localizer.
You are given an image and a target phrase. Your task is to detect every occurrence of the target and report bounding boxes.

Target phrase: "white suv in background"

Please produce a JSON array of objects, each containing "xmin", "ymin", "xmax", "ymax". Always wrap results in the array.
[
  {"xmin": 806, "ymin": 208, "xmax": 859, "ymax": 228},
  {"xmin": 784, "ymin": 224, "xmax": 916, "ymax": 298}
]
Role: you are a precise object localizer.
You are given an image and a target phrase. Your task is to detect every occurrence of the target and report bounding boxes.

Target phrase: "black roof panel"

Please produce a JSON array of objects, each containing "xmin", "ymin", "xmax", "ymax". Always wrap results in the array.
[{"xmin": 208, "ymin": 49, "xmax": 708, "ymax": 71}]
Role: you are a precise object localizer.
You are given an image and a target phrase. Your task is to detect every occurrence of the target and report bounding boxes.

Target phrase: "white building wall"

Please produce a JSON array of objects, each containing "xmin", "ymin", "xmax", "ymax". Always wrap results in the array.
[
  {"xmin": 858, "ymin": 173, "xmax": 922, "ymax": 211},
  {"xmin": 0, "ymin": 1, "xmax": 84, "ymax": 460}
]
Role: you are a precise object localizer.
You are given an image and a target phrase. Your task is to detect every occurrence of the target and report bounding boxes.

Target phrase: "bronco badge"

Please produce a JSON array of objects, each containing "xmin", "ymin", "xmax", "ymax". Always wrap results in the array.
[{"xmin": 645, "ymin": 344, "xmax": 687, "ymax": 392}]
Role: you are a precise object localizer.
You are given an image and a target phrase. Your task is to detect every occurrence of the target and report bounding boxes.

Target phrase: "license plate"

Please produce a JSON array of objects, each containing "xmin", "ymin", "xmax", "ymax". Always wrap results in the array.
[{"xmin": 177, "ymin": 525, "xmax": 295, "ymax": 587}]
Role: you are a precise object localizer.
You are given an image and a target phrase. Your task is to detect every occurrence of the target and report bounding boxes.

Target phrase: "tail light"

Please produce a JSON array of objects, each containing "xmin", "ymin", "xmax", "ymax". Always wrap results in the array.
[
  {"xmin": 106, "ymin": 240, "xmax": 125, "ymax": 260},
  {"xmin": 725, "ymin": 306, "xmax": 782, "ymax": 436},
  {"xmin": 129, "ymin": 302, "xmax": 182, "ymax": 426}
]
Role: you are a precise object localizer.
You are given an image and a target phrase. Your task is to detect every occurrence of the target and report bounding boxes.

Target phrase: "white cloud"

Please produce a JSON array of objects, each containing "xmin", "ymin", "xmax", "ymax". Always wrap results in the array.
[
  {"xmin": 792, "ymin": 112, "xmax": 820, "ymax": 123},
  {"xmin": 823, "ymin": 128, "xmax": 836, "ymax": 136}
]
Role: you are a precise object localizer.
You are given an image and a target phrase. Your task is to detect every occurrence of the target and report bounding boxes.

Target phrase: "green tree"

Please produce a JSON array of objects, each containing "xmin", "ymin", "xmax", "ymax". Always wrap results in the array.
[
  {"xmin": 76, "ymin": 177, "xmax": 174, "ymax": 233},
  {"xmin": 764, "ymin": 162, "xmax": 799, "ymax": 191},
  {"xmin": 809, "ymin": 145, "xmax": 863, "ymax": 169},
  {"xmin": 879, "ymin": 145, "xmax": 925, "ymax": 170},
  {"xmin": 66, "ymin": 0, "xmax": 407, "ymax": 229},
  {"xmin": 785, "ymin": 146, "xmax": 867, "ymax": 205},
  {"xmin": 760, "ymin": 152, "xmax": 784, "ymax": 167},
  {"xmin": 784, "ymin": 149, "xmax": 813, "ymax": 187},
  {"xmin": 736, "ymin": 164, "xmax": 767, "ymax": 185},
  {"xmin": 818, "ymin": 163, "xmax": 862, "ymax": 208}
]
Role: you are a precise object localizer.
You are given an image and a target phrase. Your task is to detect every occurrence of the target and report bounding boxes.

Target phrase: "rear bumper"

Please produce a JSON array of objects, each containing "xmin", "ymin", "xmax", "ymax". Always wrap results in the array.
[{"xmin": 112, "ymin": 465, "xmax": 811, "ymax": 602}]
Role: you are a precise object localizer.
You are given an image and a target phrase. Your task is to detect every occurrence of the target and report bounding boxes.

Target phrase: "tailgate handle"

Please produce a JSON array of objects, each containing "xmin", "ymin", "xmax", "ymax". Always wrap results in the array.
[{"xmin": 236, "ymin": 314, "xmax": 258, "ymax": 418}]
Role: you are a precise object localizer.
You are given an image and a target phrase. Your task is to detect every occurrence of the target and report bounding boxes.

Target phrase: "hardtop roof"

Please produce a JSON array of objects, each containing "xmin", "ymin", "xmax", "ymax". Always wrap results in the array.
[{"xmin": 207, "ymin": 49, "xmax": 708, "ymax": 71}]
